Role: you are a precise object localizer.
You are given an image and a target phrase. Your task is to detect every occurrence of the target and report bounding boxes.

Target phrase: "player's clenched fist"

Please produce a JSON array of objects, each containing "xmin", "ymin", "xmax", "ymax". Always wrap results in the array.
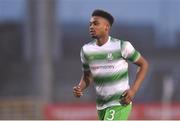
[
  {"xmin": 73, "ymin": 85, "xmax": 83, "ymax": 97},
  {"xmin": 120, "ymin": 89, "xmax": 136, "ymax": 105}
]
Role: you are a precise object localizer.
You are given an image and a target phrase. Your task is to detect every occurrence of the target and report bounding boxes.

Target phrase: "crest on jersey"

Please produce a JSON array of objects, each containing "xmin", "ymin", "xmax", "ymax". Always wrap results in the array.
[{"xmin": 107, "ymin": 53, "xmax": 113, "ymax": 60}]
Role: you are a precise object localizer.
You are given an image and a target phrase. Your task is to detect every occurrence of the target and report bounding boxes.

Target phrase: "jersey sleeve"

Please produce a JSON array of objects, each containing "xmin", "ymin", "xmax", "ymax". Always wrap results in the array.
[
  {"xmin": 80, "ymin": 47, "xmax": 90, "ymax": 71},
  {"xmin": 121, "ymin": 41, "xmax": 141, "ymax": 62}
]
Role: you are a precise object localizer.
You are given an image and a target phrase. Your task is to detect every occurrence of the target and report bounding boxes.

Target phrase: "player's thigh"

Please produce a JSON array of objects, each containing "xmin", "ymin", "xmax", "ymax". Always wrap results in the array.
[
  {"xmin": 97, "ymin": 108, "xmax": 106, "ymax": 120},
  {"xmin": 104, "ymin": 104, "xmax": 132, "ymax": 120}
]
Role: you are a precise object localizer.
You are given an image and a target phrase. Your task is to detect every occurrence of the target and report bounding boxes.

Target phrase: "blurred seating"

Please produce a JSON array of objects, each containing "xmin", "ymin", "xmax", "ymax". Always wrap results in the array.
[{"xmin": 0, "ymin": 98, "xmax": 42, "ymax": 119}]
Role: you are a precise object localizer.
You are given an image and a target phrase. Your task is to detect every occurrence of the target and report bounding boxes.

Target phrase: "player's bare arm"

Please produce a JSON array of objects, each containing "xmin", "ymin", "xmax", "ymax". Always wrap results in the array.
[
  {"xmin": 121, "ymin": 56, "xmax": 149, "ymax": 104},
  {"xmin": 73, "ymin": 70, "xmax": 92, "ymax": 97}
]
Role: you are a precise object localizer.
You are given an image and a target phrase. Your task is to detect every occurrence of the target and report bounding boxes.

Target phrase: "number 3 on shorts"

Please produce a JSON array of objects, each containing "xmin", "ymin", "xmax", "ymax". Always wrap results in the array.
[{"xmin": 107, "ymin": 109, "xmax": 115, "ymax": 120}]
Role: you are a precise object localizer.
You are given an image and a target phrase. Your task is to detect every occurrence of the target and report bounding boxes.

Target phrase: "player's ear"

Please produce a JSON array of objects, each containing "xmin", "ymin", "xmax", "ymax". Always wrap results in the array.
[{"xmin": 105, "ymin": 23, "xmax": 110, "ymax": 31}]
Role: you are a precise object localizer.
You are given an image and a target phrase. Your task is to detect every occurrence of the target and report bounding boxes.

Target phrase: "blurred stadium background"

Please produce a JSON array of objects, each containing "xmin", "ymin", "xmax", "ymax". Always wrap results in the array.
[{"xmin": 0, "ymin": 0, "xmax": 180, "ymax": 120}]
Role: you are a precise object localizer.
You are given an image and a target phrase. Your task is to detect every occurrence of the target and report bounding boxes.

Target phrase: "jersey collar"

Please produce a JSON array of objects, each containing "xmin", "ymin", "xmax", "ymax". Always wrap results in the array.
[{"xmin": 95, "ymin": 36, "xmax": 111, "ymax": 47}]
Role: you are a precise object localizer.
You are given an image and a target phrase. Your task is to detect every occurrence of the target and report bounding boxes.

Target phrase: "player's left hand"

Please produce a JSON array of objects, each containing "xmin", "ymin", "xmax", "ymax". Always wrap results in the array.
[{"xmin": 120, "ymin": 89, "xmax": 136, "ymax": 105}]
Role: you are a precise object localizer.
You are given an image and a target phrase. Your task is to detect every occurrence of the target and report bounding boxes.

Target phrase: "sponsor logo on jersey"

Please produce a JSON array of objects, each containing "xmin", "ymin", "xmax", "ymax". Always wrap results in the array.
[
  {"xmin": 91, "ymin": 65, "xmax": 114, "ymax": 70},
  {"xmin": 107, "ymin": 53, "xmax": 113, "ymax": 60}
]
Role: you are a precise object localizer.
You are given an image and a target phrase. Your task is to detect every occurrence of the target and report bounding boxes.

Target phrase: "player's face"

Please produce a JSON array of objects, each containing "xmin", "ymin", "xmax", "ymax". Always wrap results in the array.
[{"xmin": 89, "ymin": 16, "xmax": 109, "ymax": 39}]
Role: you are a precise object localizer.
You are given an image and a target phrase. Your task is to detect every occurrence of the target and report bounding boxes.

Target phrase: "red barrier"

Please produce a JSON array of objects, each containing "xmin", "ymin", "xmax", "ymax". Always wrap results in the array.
[
  {"xmin": 131, "ymin": 103, "xmax": 180, "ymax": 120},
  {"xmin": 44, "ymin": 103, "xmax": 180, "ymax": 120},
  {"xmin": 44, "ymin": 103, "xmax": 97, "ymax": 120}
]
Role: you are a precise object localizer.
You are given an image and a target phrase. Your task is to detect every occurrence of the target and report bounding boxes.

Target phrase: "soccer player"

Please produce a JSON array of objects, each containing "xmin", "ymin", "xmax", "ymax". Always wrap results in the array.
[{"xmin": 73, "ymin": 9, "xmax": 149, "ymax": 120}]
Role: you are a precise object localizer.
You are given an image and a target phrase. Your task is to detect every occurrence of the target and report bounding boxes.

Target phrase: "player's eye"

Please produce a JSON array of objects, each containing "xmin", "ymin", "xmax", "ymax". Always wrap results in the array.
[
  {"xmin": 89, "ymin": 21, "xmax": 99, "ymax": 27},
  {"xmin": 94, "ymin": 22, "xmax": 99, "ymax": 26}
]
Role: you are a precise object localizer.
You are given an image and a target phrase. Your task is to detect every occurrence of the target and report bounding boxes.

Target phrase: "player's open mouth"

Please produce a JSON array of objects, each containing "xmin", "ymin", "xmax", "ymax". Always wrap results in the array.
[{"xmin": 90, "ymin": 30, "xmax": 96, "ymax": 35}]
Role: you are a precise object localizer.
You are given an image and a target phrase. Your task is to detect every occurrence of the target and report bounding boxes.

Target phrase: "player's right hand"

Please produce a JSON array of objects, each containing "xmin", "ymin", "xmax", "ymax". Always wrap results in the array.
[{"xmin": 73, "ymin": 85, "xmax": 83, "ymax": 98}]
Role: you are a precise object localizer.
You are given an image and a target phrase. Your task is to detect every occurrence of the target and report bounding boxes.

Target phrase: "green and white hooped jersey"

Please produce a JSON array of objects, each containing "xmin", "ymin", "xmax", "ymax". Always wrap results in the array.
[{"xmin": 80, "ymin": 36, "xmax": 141, "ymax": 110}]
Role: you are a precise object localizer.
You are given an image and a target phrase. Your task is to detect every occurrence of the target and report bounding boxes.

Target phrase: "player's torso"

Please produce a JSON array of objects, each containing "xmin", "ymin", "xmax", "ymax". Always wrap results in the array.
[
  {"xmin": 83, "ymin": 37, "xmax": 130, "ymax": 109},
  {"xmin": 83, "ymin": 37, "xmax": 128, "ymax": 83}
]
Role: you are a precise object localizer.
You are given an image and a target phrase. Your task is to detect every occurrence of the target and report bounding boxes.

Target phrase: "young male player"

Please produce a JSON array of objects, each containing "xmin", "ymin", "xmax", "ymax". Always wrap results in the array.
[{"xmin": 73, "ymin": 9, "xmax": 149, "ymax": 120}]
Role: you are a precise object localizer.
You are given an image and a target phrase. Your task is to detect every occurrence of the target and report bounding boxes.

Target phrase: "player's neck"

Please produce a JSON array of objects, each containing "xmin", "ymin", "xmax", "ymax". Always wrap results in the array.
[{"xmin": 96, "ymin": 35, "xmax": 109, "ymax": 46}]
